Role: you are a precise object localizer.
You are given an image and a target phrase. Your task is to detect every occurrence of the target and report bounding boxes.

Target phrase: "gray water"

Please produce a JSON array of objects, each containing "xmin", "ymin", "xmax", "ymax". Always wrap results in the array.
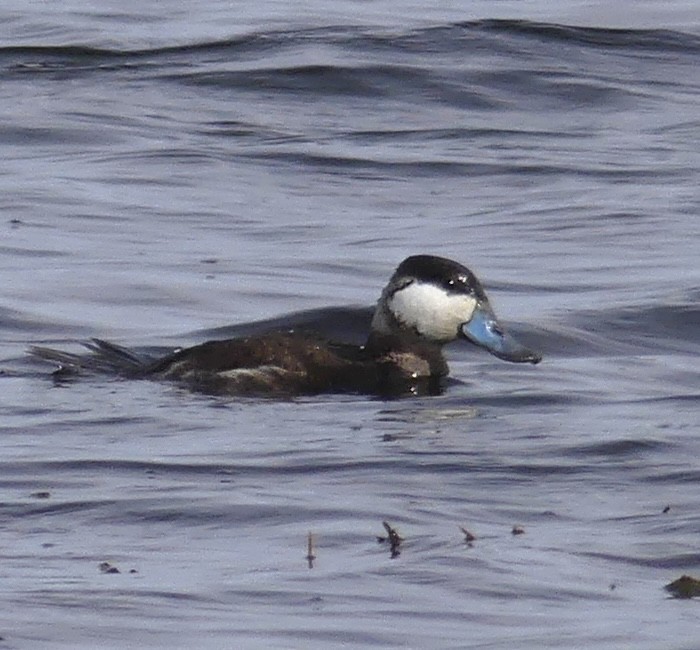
[{"xmin": 1, "ymin": 2, "xmax": 699, "ymax": 648}]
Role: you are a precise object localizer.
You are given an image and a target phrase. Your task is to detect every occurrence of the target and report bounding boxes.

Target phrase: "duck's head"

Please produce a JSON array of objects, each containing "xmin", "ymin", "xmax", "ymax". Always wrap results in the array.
[{"xmin": 370, "ymin": 255, "xmax": 541, "ymax": 364}]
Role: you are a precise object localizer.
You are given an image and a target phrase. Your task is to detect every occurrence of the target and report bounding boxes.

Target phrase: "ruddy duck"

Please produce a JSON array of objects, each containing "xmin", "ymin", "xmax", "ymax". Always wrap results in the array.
[{"xmin": 31, "ymin": 255, "xmax": 541, "ymax": 397}]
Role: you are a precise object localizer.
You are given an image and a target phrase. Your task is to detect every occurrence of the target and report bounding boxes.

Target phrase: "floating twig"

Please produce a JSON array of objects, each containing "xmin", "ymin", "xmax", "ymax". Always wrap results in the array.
[
  {"xmin": 377, "ymin": 521, "xmax": 402, "ymax": 558},
  {"xmin": 459, "ymin": 526, "xmax": 476, "ymax": 544},
  {"xmin": 306, "ymin": 531, "xmax": 316, "ymax": 569}
]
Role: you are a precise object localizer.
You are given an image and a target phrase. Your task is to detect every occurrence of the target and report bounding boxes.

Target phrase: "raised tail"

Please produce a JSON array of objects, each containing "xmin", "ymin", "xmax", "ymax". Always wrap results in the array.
[{"xmin": 29, "ymin": 338, "xmax": 155, "ymax": 378}]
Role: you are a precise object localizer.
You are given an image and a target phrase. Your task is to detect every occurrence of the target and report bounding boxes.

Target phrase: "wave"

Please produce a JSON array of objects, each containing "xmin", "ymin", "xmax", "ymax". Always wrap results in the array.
[
  {"xmin": 462, "ymin": 19, "xmax": 700, "ymax": 52},
  {"xmin": 1, "ymin": 19, "xmax": 697, "ymax": 68}
]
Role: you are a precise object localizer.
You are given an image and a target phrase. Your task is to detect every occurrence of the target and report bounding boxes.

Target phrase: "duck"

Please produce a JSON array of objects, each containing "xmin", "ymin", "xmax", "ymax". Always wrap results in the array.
[{"xmin": 30, "ymin": 255, "xmax": 541, "ymax": 397}]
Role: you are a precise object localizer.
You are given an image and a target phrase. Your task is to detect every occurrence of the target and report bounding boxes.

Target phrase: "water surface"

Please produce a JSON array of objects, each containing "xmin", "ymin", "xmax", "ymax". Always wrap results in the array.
[{"xmin": 1, "ymin": 3, "xmax": 699, "ymax": 648}]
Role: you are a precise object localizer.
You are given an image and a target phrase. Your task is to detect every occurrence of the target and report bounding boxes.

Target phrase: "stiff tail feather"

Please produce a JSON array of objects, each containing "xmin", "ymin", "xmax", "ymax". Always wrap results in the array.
[{"xmin": 29, "ymin": 338, "xmax": 154, "ymax": 378}]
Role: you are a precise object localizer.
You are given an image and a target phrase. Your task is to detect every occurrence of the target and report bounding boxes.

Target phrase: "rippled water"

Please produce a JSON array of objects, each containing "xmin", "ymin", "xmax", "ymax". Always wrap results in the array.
[{"xmin": 1, "ymin": 2, "xmax": 699, "ymax": 648}]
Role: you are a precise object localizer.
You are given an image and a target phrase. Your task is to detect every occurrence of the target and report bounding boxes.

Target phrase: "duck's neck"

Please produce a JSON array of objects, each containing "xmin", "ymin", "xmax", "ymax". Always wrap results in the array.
[{"xmin": 369, "ymin": 300, "xmax": 436, "ymax": 348}]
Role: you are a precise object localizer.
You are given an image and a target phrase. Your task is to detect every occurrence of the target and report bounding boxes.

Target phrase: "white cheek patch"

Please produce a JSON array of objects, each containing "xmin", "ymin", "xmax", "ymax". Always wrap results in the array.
[{"xmin": 388, "ymin": 281, "xmax": 477, "ymax": 342}]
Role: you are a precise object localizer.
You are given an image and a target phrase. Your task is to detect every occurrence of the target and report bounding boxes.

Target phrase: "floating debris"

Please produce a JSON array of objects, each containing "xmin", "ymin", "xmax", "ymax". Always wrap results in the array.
[
  {"xmin": 99, "ymin": 562, "xmax": 120, "ymax": 574},
  {"xmin": 99, "ymin": 562, "xmax": 138, "ymax": 575},
  {"xmin": 665, "ymin": 575, "xmax": 700, "ymax": 599},
  {"xmin": 459, "ymin": 526, "xmax": 476, "ymax": 544},
  {"xmin": 511, "ymin": 525, "xmax": 525, "ymax": 536},
  {"xmin": 306, "ymin": 531, "xmax": 316, "ymax": 569},
  {"xmin": 377, "ymin": 521, "xmax": 402, "ymax": 558},
  {"xmin": 662, "ymin": 505, "xmax": 671, "ymax": 514},
  {"xmin": 30, "ymin": 491, "xmax": 51, "ymax": 499}
]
